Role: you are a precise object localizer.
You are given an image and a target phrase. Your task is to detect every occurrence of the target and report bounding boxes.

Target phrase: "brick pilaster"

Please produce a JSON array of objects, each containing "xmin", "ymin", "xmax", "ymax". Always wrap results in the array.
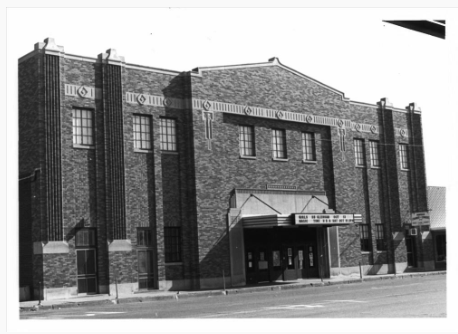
[{"xmin": 100, "ymin": 51, "xmax": 127, "ymax": 241}]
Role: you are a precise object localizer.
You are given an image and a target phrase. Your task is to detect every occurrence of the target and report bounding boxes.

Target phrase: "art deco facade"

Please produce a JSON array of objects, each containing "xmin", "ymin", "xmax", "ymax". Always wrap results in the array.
[{"xmin": 19, "ymin": 38, "xmax": 436, "ymax": 301}]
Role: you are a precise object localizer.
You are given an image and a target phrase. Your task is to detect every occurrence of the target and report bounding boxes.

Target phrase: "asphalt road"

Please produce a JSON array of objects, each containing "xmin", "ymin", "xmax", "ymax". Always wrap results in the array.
[{"xmin": 20, "ymin": 275, "xmax": 446, "ymax": 319}]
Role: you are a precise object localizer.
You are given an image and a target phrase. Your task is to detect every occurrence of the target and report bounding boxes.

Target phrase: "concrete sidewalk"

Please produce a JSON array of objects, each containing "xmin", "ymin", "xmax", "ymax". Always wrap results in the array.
[{"xmin": 20, "ymin": 270, "xmax": 446, "ymax": 312}]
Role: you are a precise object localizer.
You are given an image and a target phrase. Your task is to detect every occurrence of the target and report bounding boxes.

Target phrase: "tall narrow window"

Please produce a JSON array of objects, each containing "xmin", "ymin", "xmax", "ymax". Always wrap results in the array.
[
  {"xmin": 302, "ymin": 132, "xmax": 316, "ymax": 161},
  {"xmin": 354, "ymin": 138, "xmax": 365, "ymax": 166},
  {"xmin": 360, "ymin": 224, "xmax": 371, "ymax": 252},
  {"xmin": 272, "ymin": 129, "xmax": 287, "ymax": 159},
  {"xmin": 75, "ymin": 229, "xmax": 96, "ymax": 247},
  {"xmin": 375, "ymin": 224, "xmax": 386, "ymax": 251},
  {"xmin": 164, "ymin": 227, "xmax": 181, "ymax": 262},
  {"xmin": 369, "ymin": 140, "xmax": 380, "ymax": 168},
  {"xmin": 73, "ymin": 108, "xmax": 94, "ymax": 146},
  {"xmin": 137, "ymin": 228, "xmax": 152, "ymax": 247},
  {"xmin": 133, "ymin": 115, "xmax": 152, "ymax": 150},
  {"xmin": 239, "ymin": 125, "xmax": 255, "ymax": 157},
  {"xmin": 399, "ymin": 143, "xmax": 409, "ymax": 170},
  {"xmin": 160, "ymin": 118, "xmax": 177, "ymax": 151}
]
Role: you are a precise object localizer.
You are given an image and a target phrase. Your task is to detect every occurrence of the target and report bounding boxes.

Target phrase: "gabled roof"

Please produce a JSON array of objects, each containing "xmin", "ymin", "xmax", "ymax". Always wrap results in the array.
[{"xmin": 191, "ymin": 57, "xmax": 349, "ymax": 101}]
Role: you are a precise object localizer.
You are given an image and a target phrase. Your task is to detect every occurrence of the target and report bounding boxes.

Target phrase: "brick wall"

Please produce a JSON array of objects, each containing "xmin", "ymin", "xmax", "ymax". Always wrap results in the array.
[
  {"xmin": 19, "ymin": 54, "xmax": 42, "ymax": 291},
  {"xmin": 189, "ymin": 64, "xmax": 429, "ymax": 275}
]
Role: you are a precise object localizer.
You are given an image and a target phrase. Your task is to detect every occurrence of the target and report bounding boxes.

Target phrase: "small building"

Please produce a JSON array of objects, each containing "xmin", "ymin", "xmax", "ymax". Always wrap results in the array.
[
  {"xmin": 427, "ymin": 186, "xmax": 446, "ymax": 270},
  {"xmin": 19, "ymin": 38, "xmax": 437, "ymax": 301}
]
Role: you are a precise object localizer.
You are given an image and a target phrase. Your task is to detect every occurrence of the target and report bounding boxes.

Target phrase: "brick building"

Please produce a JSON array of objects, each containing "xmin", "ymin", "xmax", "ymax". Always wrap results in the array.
[{"xmin": 19, "ymin": 38, "xmax": 436, "ymax": 301}]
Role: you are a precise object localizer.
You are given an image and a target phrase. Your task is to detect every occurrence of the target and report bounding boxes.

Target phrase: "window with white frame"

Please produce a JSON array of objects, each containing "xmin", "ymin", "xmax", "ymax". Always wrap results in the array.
[
  {"xmin": 399, "ymin": 143, "xmax": 409, "ymax": 170},
  {"xmin": 239, "ymin": 125, "xmax": 256, "ymax": 157},
  {"xmin": 272, "ymin": 129, "xmax": 287, "ymax": 159},
  {"xmin": 354, "ymin": 138, "xmax": 365, "ymax": 166},
  {"xmin": 160, "ymin": 118, "xmax": 177, "ymax": 151},
  {"xmin": 369, "ymin": 140, "xmax": 380, "ymax": 167},
  {"xmin": 73, "ymin": 108, "xmax": 94, "ymax": 146},
  {"xmin": 133, "ymin": 114, "xmax": 152, "ymax": 150},
  {"xmin": 302, "ymin": 132, "xmax": 316, "ymax": 161}
]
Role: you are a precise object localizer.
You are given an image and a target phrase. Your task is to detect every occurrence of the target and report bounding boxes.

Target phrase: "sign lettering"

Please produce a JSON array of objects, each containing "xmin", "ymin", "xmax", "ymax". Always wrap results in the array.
[{"xmin": 294, "ymin": 214, "xmax": 354, "ymax": 226}]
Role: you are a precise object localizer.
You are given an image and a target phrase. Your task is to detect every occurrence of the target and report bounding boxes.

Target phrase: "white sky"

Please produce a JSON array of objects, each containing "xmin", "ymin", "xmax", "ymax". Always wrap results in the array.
[{"xmin": 5, "ymin": 3, "xmax": 458, "ymax": 333}]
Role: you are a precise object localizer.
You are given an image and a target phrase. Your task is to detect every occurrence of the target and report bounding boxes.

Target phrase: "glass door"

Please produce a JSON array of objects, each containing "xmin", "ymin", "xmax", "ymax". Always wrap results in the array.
[
  {"xmin": 246, "ymin": 249, "xmax": 256, "ymax": 284},
  {"xmin": 283, "ymin": 246, "xmax": 297, "ymax": 281},
  {"xmin": 76, "ymin": 249, "xmax": 97, "ymax": 294},
  {"xmin": 137, "ymin": 228, "xmax": 155, "ymax": 290},
  {"xmin": 271, "ymin": 249, "xmax": 283, "ymax": 281},
  {"xmin": 257, "ymin": 249, "xmax": 270, "ymax": 282},
  {"xmin": 297, "ymin": 246, "xmax": 305, "ymax": 278},
  {"xmin": 138, "ymin": 249, "xmax": 154, "ymax": 290},
  {"xmin": 305, "ymin": 243, "xmax": 319, "ymax": 278}
]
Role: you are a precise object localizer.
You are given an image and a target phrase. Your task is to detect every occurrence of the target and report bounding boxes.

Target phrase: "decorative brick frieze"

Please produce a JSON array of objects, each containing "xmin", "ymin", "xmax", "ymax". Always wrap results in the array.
[
  {"xmin": 395, "ymin": 127, "xmax": 410, "ymax": 139},
  {"xmin": 202, "ymin": 111, "xmax": 214, "ymax": 150},
  {"xmin": 350, "ymin": 122, "xmax": 379, "ymax": 134},
  {"xmin": 125, "ymin": 92, "xmax": 188, "ymax": 109},
  {"xmin": 65, "ymin": 84, "xmax": 99, "ymax": 100},
  {"xmin": 126, "ymin": 92, "xmax": 383, "ymax": 134},
  {"xmin": 125, "ymin": 90, "xmax": 385, "ymax": 133}
]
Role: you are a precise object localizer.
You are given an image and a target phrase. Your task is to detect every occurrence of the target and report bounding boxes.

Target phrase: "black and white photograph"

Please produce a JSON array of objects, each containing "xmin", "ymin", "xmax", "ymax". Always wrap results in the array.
[{"xmin": 5, "ymin": 2, "xmax": 458, "ymax": 333}]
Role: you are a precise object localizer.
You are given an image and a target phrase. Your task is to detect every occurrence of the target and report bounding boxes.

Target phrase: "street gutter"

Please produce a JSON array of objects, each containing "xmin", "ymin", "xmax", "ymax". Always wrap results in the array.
[{"xmin": 20, "ymin": 271, "xmax": 446, "ymax": 313}]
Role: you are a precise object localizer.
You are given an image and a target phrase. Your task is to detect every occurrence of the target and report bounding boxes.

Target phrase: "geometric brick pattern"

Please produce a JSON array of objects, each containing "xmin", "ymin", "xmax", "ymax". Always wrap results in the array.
[{"xmin": 126, "ymin": 92, "xmax": 381, "ymax": 135}]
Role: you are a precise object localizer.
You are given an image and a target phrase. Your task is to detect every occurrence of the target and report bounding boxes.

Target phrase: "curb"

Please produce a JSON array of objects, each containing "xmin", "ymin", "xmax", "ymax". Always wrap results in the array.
[{"xmin": 20, "ymin": 270, "xmax": 446, "ymax": 312}]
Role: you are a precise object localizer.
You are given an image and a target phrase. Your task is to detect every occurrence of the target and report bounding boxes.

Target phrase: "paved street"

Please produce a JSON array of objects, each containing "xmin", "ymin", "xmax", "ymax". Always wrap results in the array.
[{"xmin": 20, "ymin": 275, "xmax": 445, "ymax": 319}]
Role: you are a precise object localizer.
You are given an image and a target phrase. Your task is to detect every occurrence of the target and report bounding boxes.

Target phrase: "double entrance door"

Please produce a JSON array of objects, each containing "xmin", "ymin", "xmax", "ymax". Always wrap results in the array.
[{"xmin": 246, "ymin": 243, "xmax": 319, "ymax": 284}]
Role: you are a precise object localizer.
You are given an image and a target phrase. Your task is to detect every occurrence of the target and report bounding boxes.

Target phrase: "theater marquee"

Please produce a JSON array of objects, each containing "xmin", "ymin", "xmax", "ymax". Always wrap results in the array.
[{"xmin": 294, "ymin": 214, "xmax": 354, "ymax": 226}]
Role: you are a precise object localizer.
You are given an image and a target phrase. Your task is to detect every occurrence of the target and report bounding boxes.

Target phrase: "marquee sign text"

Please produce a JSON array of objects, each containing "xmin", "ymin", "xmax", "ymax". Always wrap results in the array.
[{"xmin": 294, "ymin": 214, "xmax": 354, "ymax": 226}]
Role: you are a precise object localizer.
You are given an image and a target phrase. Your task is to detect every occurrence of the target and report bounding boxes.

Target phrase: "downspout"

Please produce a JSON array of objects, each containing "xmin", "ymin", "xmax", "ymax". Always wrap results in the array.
[{"xmin": 19, "ymin": 168, "xmax": 41, "ymax": 182}]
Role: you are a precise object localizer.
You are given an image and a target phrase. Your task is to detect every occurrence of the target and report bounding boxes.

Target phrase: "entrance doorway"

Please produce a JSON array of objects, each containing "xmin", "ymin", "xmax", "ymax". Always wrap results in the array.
[
  {"xmin": 137, "ymin": 228, "xmax": 155, "ymax": 290},
  {"xmin": 244, "ymin": 227, "xmax": 324, "ymax": 284},
  {"xmin": 304, "ymin": 243, "xmax": 319, "ymax": 278},
  {"xmin": 75, "ymin": 228, "xmax": 97, "ymax": 294},
  {"xmin": 406, "ymin": 236, "xmax": 417, "ymax": 267},
  {"xmin": 76, "ymin": 249, "xmax": 97, "ymax": 294}
]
